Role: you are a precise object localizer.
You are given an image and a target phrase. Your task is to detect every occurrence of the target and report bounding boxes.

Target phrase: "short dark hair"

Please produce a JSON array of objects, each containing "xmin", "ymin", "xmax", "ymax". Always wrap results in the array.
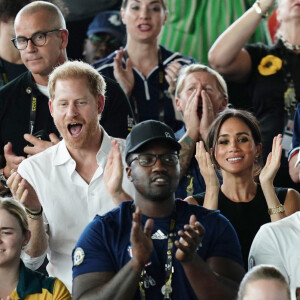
[
  {"xmin": 0, "ymin": 0, "xmax": 30, "ymax": 22},
  {"xmin": 206, "ymin": 108, "xmax": 263, "ymax": 175}
]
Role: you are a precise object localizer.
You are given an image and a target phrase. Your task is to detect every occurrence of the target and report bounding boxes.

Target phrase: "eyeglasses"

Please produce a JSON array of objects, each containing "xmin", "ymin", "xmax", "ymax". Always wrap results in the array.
[
  {"xmin": 11, "ymin": 29, "xmax": 63, "ymax": 50},
  {"xmin": 129, "ymin": 153, "xmax": 179, "ymax": 167}
]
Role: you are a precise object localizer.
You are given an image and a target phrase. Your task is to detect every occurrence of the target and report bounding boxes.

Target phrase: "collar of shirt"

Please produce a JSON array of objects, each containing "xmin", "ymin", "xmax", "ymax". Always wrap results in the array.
[
  {"xmin": 51, "ymin": 127, "xmax": 122, "ymax": 176},
  {"xmin": 11, "ymin": 260, "xmax": 55, "ymax": 299}
]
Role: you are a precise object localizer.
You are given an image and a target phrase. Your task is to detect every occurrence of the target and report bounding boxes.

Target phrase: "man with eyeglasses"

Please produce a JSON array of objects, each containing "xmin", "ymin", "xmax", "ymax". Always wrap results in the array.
[
  {"xmin": 0, "ymin": 1, "xmax": 134, "ymax": 193},
  {"xmin": 83, "ymin": 10, "xmax": 126, "ymax": 64},
  {"xmin": 72, "ymin": 119, "xmax": 245, "ymax": 300}
]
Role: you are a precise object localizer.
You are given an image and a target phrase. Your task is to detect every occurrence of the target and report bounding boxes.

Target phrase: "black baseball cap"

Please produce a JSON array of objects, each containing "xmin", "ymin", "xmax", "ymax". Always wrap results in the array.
[{"xmin": 125, "ymin": 120, "xmax": 181, "ymax": 158}]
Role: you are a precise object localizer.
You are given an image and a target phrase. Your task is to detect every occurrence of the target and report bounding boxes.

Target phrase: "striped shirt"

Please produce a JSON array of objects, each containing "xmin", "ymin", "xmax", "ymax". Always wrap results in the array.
[{"xmin": 160, "ymin": 0, "xmax": 269, "ymax": 64}]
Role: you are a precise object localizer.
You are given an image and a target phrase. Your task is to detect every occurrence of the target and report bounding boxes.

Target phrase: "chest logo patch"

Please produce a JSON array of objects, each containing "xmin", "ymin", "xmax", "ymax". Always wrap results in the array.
[{"xmin": 151, "ymin": 229, "xmax": 167, "ymax": 240}]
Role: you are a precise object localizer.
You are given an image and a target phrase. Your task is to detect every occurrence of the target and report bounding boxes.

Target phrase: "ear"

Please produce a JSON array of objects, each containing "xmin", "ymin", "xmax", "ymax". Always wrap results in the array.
[
  {"xmin": 97, "ymin": 94, "xmax": 105, "ymax": 114},
  {"xmin": 175, "ymin": 97, "xmax": 183, "ymax": 112},
  {"xmin": 82, "ymin": 39, "xmax": 88, "ymax": 56},
  {"xmin": 49, "ymin": 99, "xmax": 54, "ymax": 117},
  {"xmin": 121, "ymin": 8, "xmax": 126, "ymax": 25},
  {"xmin": 126, "ymin": 166, "xmax": 133, "ymax": 182},
  {"xmin": 24, "ymin": 230, "xmax": 31, "ymax": 246},
  {"xmin": 163, "ymin": 11, "xmax": 168, "ymax": 25},
  {"xmin": 256, "ymin": 143, "xmax": 262, "ymax": 157},
  {"xmin": 60, "ymin": 29, "xmax": 69, "ymax": 50},
  {"xmin": 220, "ymin": 97, "xmax": 228, "ymax": 111}
]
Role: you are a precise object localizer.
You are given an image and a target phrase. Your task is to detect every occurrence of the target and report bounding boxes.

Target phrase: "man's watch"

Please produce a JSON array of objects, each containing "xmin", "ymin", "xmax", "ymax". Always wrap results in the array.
[{"xmin": 0, "ymin": 168, "xmax": 8, "ymax": 188}]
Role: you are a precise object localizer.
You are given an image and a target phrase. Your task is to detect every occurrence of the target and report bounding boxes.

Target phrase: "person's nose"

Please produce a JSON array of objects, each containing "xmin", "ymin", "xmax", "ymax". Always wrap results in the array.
[
  {"xmin": 152, "ymin": 156, "xmax": 167, "ymax": 171},
  {"xmin": 228, "ymin": 139, "xmax": 239, "ymax": 152},
  {"xmin": 95, "ymin": 44, "xmax": 108, "ymax": 57},
  {"xmin": 66, "ymin": 103, "xmax": 79, "ymax": 118},
  {"xmin": 139, "ymin": 6, "xmax": 150, "ymax": 19},
  {"xmin": 26, "ymin": 39, "xmax": 37, "ymax": 52},
  {"xmin": 195, "ymin": 85, "xmax": 202, "ymax": 97}
]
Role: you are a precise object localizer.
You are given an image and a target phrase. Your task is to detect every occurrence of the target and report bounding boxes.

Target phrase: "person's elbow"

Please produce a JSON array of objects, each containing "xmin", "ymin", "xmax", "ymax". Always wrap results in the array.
[
  {"xmin": 208, "ymin": 47, "xmax": 223, "ymax": 72},
  {"xmin": 208, "ymin": 47, "xmax": 233, "ymax": 77},
  {"xmin": 289, "ymin": 164, "xmax": 300, "ymax": 183}
]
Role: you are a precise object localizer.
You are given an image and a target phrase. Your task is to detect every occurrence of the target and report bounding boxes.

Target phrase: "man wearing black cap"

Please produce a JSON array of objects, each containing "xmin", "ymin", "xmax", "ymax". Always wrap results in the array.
[
  {"xmin": 83, "ymin": 10, "xmax": 126, "ymax": 64},
  {"xmin": 72, "ymin": 120, "xmax": 245, "ymax": 300}
]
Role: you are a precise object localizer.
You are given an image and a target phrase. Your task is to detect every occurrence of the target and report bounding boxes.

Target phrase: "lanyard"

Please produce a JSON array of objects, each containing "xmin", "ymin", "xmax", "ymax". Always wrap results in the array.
[
  {"xmin": 161, "ymin": 217, "xmax": 175, "ymax": 299},
  {"xmin": 29, "ymin": 89, "xmax": 37, "ymax": 135},
  {"xmin": 123, "ymin": 47, "xmax": 165, "ymax": 123},
  {"xmin": 132, "ymin": 203, "xmax": 176, "ymax": 299}
]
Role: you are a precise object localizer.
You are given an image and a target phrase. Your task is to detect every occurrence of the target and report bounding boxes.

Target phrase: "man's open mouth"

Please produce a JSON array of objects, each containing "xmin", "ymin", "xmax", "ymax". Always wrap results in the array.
[{"xmin": 68, "ymin": 123, "xmax": 83, "ymax": 137}]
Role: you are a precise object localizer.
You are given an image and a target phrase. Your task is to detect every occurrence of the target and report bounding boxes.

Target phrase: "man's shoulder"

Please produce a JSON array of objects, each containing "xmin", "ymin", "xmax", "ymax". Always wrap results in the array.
[
  {"xmin": 160, "ymin": 45, "xmax": 197, "ymax": 66},
  {"xmin": 93, "ymin": 52, "xmax": 116, "ymax": 71},
  {"xmin": 86, "ymin": 201, "xmax": 133, "ymax": 234},
  {"xmin": 100, "ymin": 201, "xmax": 133, "ymax": 220},
  {"xmin": 245, "ymin": 40, "xmax": 282, "ymax": 60},
  {"xmin": 260, "ymin": 211, "xmax": 300, "ymax": 234},
  {"xmin": 176, "ymin": 199, "xmax": 222, "ymax": 221},
  {"xmin": 0, "ymin": 70, "xmax": 30, "ymax": 96}
]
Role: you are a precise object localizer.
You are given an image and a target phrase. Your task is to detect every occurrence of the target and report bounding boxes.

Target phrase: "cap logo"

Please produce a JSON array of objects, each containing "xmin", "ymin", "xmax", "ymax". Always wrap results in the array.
[
  {"xmin": 165, "ymin": 132, "xmax": 172, "ymax": 138},
  {"xmin": 108, "ymin": 14, "xmax": 122, "ymax": 27}
]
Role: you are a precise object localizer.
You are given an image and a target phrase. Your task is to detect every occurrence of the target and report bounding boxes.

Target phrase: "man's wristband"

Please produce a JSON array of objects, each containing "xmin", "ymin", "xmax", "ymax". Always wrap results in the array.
[
  {"xmin": 253, "ymin": 1, "xmax": 269, "ymax": 18},
  {"xmin": 25, "ymin": 206, "xmax": 43, "ymax": 219}
]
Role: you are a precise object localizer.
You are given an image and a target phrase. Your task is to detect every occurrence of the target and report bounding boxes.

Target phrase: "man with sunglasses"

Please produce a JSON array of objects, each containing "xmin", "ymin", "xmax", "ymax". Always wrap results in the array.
[
  {"xmin": 72, "ymin": 119, "xmax": 245, "ymax": 300},
  {"xmin": 83, "ymin": 10, "xmax": 126, "ymax": 64},
  {"xmin": 0, "ymin": 1, "xmax": 134, "ymax": 193}
]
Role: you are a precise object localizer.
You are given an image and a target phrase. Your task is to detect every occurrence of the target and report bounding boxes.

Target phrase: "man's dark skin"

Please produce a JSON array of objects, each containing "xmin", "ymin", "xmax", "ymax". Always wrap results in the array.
[{"xmin": 72, "ymin": 140, "xmax": 245, "ymax": 300}]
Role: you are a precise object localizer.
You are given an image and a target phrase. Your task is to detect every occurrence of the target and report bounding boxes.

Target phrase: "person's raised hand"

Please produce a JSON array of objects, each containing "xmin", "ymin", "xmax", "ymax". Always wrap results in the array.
[
  {"xmin": 3, "ymin": 142, "xmax": 26, "ymax": 176},
  {"xmin": 165, "ymin": 60, "xmax": 182, "ymax": 96},
  {"xmin": 24, "ymin": 133, "xmax": 60, "ymax": 156},
  {"xmin": 104, "ymin": 140, "xmax": 131, "ymax": 205},
  {"xmin": 259, "ymin": 134, "xmax": 282, "ymax": 185},
  {"xmin": 199, "ymin": 90, "xmax": 215, "ymax": 141},
  {"xmin": 113, "ymin": 48, "xmax": 135, "ymax": 97},
  {"xmin": 195, "ymin": 141, "xmax": 219, "ymax": 190},
  {"xmin": 183, "ymin": 88, "xmax": 202, "ymax": 142},
  {"xmin": 175, "ymin": 214, "xmax": 205, "ymax": 263},
  {"xmin": 130, "ymin": 206, "xmax": 154, "ymax": 272},
  {"xmin": 7, "ymin": 172, "xmax": 41, "ymax": 212}
]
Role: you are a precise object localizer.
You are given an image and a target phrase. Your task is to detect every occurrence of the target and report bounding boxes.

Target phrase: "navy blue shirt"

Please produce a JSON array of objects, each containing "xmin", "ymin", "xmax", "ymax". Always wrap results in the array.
[
  {"xmin": 73, "ymin": 200, "xmax": 243, "ymax": 300},
  {"xmin": 93, "ymin": 45, "xmax": 197, "ymax": 132}
]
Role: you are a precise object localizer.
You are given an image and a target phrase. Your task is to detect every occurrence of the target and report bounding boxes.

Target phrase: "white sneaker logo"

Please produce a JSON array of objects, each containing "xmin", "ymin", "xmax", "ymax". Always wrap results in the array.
[{"xmin": 151, "ymin": 230, "xmax": 167, "ymax": 240}]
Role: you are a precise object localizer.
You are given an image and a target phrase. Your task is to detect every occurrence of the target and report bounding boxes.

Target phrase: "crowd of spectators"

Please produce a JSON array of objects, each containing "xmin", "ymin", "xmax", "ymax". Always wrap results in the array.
[{"xmin": 0, "ymin": 0, "xmax": 300, "ymax": 299}]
